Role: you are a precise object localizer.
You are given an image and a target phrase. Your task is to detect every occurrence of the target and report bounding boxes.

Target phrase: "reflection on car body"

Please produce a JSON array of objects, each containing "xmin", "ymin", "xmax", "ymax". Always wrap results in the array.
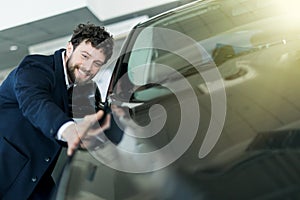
[{"xmin": 55, "ymin": 0, "xmax": 300, "ymax": 199}]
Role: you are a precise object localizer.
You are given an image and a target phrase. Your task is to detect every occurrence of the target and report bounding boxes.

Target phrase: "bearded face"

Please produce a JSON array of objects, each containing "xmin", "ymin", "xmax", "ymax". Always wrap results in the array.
[
  {"xmin": 66, "ymin": 41, "xmax": 106, "ymax": 85},
  {"xmin": 66, "ymin": 58, "xmax": 93, "ymax": 84}
]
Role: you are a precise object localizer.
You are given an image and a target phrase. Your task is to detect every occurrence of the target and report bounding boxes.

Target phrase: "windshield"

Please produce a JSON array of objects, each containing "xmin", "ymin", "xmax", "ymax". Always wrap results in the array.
[
  {"xmin": 112, "ymin": 0, "xmax": 300, "ymax": 103},
  {"xmin": 112, "ymin": 0, "xmax": 300, "ymax": 150},
  {"xmin": 58, "ymin": 1, "xmax": 300, "ymax": 199}
]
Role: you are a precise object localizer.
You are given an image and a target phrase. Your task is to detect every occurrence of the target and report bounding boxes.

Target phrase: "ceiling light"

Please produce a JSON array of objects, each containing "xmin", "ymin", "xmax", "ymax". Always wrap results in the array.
[{"xmin": 9, "ymin": 45, "xmax": 18, "ymax": 51}]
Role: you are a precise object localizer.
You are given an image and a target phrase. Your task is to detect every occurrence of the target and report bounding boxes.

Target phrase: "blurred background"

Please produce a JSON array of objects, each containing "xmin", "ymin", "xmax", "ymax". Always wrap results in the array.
[{"xmin": 0, "ymin": 0, "xmax": 197, "ymax": 85}]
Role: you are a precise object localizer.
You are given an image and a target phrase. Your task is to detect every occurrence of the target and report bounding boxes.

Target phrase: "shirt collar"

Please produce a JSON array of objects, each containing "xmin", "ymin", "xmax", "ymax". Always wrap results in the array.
[{"xmin": 62, "ymin": 51, "xmax": 73, "ymax": 89}]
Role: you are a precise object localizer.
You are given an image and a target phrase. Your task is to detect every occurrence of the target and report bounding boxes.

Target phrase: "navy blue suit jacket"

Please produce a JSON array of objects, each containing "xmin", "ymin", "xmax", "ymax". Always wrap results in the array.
[{"xmin": 0, "ymin": 49, "xmax": 71, "ymax": 199}]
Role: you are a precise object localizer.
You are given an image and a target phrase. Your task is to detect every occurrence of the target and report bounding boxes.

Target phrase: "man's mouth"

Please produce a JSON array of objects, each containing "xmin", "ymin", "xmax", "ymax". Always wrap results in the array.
[{"xmin": 77, "ymin": 68, "xmax": 91, "ymax": 78}]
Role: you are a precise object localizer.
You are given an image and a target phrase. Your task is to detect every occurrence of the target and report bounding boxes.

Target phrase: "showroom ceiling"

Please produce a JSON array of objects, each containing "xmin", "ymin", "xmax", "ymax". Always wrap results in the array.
[{"xmin": 0, "ymin": 1, "xmax": 194, "ymax": 70}]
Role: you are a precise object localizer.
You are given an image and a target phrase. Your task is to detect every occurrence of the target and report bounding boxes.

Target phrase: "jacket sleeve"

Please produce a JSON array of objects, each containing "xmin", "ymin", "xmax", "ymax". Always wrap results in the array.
[{"xmin": 14, "ymin": 57, "xmax": 71, "ymax": 139}]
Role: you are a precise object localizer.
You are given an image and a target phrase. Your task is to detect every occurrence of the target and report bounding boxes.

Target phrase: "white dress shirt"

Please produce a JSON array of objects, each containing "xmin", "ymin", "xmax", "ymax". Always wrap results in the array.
[{"xmin": 56, "ymin": 51, "xmax": 75, "ymax": 141}]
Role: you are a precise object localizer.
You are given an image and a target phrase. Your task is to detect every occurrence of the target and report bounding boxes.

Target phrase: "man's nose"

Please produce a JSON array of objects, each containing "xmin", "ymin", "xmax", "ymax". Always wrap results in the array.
[{"xmin": 82, "ymin": 60, "xmax": 93, "ymax": 71}]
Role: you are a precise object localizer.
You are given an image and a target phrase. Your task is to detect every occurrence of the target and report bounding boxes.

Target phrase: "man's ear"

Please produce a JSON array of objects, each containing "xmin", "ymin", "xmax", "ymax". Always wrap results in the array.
[{"xmin": 66, "ymin": 42, "xmax": 74, "ymax": 58}]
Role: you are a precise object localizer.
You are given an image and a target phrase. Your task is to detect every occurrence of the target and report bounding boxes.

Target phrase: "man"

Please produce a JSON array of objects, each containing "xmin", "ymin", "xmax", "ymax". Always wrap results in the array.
[{"xmin": 0, "ymin": 23, "xmax": 114, "ymax": 199}]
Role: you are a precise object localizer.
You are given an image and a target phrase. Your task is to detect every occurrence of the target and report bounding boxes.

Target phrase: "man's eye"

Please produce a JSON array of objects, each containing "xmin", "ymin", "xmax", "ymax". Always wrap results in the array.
[
  {"xmin": 82, "ymin": 54, "xmax": 89, "ymax": 59},
  {"xmin": 94, "ymin": 62, "xmax": 103, "ymax": 68}
]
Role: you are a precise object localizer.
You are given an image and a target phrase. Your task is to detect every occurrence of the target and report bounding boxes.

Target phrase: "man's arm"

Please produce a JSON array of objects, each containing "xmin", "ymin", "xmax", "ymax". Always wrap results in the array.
[
  {"xmin": 14, "ymin": 59, "xmax": 71, "ymax": 139},
  {"xmin": 61, "ymin": 110, "xmax": 110, "ymax": 156}
]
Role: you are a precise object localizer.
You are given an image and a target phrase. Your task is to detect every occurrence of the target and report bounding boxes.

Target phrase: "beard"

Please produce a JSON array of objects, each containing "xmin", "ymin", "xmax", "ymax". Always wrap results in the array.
[{"xmin": 66, "ymin": 60, "xmax": 93, "ymax": 85}]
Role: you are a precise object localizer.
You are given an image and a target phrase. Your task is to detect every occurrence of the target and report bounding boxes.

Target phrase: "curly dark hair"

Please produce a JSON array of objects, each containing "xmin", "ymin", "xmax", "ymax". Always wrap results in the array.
[{"xmin": 70, "ymin": 23, "xmax": 114, "ymax": 63}]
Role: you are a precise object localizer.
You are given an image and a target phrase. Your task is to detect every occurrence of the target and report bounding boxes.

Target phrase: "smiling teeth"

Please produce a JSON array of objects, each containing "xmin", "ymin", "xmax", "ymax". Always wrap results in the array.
[{"xmin": 79, "ymin": 69, "xmax": 88, "ymax": 76}]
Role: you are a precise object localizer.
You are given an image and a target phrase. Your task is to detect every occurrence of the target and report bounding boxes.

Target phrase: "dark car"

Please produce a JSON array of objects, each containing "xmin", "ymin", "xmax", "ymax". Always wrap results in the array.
[{"xmin": 55, "ymin": 0, "xmax": 300, "ymax": 199}]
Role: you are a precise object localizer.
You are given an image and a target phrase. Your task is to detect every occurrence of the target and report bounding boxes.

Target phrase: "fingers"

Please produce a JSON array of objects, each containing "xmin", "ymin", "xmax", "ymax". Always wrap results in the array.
[
  {"xmin": 67, "ymin": 144, "xmax": 76, "ymax": 156},
  {"xmin": 76, "ymin": 111, "xmax": 103, "ymax": 135},
  {"xmin": 85, "ymin": 114, "xmax": 111, "ymax": 136},
  {"xmin": 91, "ymin": 127, "xmax": 104, "ymax": 136},
  {"xmin": 67, "ymin": 135, "xmax": 81, "ymax": 156},
  {"xmin": 65, "ymin": 110, "xmax": 109, "ymax": 156},
  {"xmin": 101, "ymin": 114, "xmax": 111, "ymax": 130},
  {"xmin": 95, "ymin": 110, "xmax": 105, "ymax": 121},
  {"xmin": 84, "ymin": 110, "xmax": 104, "ymax": 122}
]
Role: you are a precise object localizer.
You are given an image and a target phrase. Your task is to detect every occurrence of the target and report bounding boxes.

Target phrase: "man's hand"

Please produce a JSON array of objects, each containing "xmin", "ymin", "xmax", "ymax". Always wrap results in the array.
[
  {"xmin": 62, "ymin": 110, "xmax": 110, "ymax": 156},
  {"xmin": 79, "ymin": 114, "xmax": 111, "ymax": 150}
]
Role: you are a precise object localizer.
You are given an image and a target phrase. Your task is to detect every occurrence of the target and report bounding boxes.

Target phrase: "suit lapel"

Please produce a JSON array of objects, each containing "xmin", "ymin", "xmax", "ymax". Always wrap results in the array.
[{"xmin": 53, "ymin": 49, "xmax": 70, "ymax": 114}]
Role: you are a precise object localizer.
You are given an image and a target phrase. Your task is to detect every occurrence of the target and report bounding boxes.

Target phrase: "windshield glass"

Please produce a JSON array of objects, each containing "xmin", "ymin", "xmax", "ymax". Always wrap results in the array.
[
  {"xmin": 124, "ymin": 0, "xmax": 300, "ymax": 97},
  {"xmin": 58, "ymin": 1, "xmax": 300, "ymax": 199},
  {"xmin": 113, "ymin": 0, "xmax": 300, "ymax": 149}
]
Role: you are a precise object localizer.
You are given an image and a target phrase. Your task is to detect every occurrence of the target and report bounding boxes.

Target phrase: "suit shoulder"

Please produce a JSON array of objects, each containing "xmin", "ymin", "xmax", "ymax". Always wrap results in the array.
[
  {"xmin": 14, "ymin": 54, "xmax": 56, "ymax": 81},
  {"xmin": 20, "ymin": 54, "xmax": 54, "ymax": 68}
]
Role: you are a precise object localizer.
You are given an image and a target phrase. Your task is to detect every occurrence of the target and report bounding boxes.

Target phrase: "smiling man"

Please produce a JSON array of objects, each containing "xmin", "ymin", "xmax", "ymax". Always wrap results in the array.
[{"xmin": 0, "ymin": 23, "xmax": 114, "ymax": 199}]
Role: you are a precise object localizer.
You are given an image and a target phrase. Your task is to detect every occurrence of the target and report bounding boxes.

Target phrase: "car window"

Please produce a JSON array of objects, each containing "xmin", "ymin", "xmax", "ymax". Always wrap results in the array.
[
  {"xmin": 116, "ymin": 0, "xmax": 300, "ymax": 102},
  {"xmin": 127, "ymin": 29, "xmax": 153, "ymax": 86},
  {"xmin": 58, "ymin": 1, "xmax": 300, "ymax": 199}
]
